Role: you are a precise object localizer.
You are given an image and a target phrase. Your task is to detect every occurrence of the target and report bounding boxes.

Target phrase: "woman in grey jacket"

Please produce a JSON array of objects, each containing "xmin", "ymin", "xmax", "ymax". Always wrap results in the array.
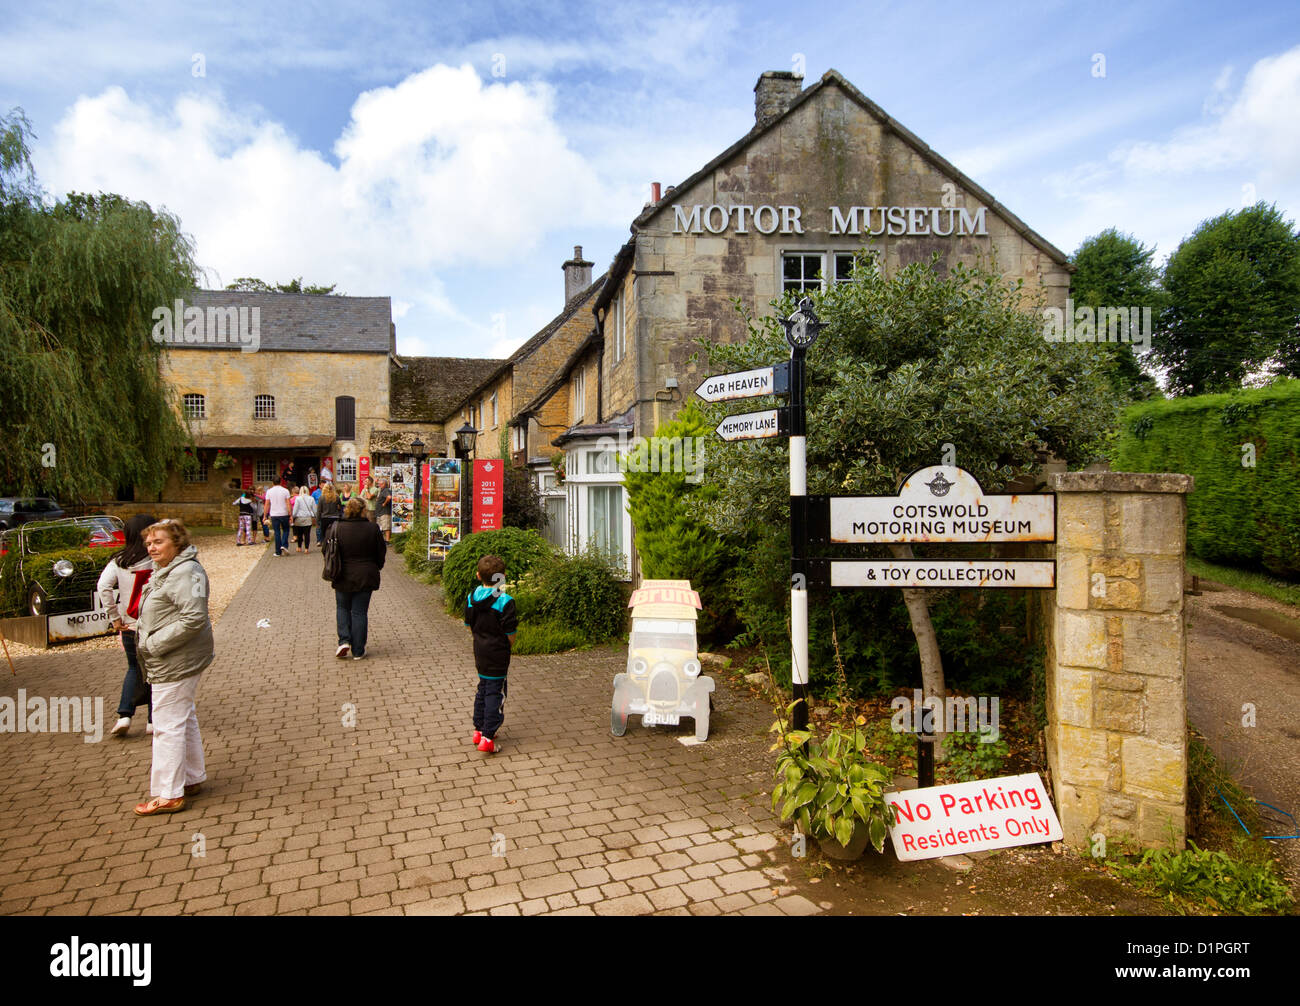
[{"xmin": 132, "ymin": 519, "xmax": 214, "ymax": 816}]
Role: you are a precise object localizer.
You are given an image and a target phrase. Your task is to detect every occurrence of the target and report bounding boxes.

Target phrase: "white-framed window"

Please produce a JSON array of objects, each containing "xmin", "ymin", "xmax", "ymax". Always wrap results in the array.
[
  {"xmin": 336, "ymin": 457, "xmax": 357, "ymax": 483},
  {"xmin": 612, "ymin": 289, "xmax": 626, "ymax": 363},
  {"xmin": 183, "ymin": 393, "xmax": 206, "ymax": 419},
  {"xmin": 782, "ymin": 250, "xmax": 873, "ymax": 292},
  {"xmin": 256, "ymin": 459, "xmax": 278, "ymax": 483},
  {"xmin": 184, "ymin": 457, "xmax": 209, "ymax": 483},
  {"xmin": 572, "ymin": 368, "xmax": 585, "ymax": 423},
  {"xmin": 512, "ymin": 425, "xmax": 526, "ymax": 453},
  {"xmin": 585, "ymin": 449, "xmax": 618, "ymax": 474},
  {"xmin": 588, "ymin": 485, "xmax": 624, "ymax": 561},
  {"xmin": 254, "ymin": 394, "xmax": 275, "ymax": 419},
  {"xmin": 490, "ymin": 392, "xmax": 498, "ymax": 427}
]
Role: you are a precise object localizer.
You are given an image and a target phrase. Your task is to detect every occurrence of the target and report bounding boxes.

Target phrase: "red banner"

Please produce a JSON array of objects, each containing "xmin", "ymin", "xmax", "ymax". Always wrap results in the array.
[
  {"xmin": 359, "ymin": 456, "xmax": 370, "ymax": 484},
  {"xmin": 241, "ymin": 458, "xmax": 254, "ymax": 489},
  {"xmin": 473, "ymin": 459, "xmax": 504, "ymax": 532},
  {"xmin": 422, "ymin": 462, "xmax": 430, "ymax": 496}
]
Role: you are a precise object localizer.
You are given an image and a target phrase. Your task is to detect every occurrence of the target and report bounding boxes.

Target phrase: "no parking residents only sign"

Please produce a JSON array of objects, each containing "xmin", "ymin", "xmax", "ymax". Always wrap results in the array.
[{"xmin": 886, "ymin": 773, "xmax": 1063, "ymax": 861}]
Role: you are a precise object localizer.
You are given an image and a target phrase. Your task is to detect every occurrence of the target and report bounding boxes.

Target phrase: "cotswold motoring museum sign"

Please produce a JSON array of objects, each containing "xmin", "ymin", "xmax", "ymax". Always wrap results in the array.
[
  {"xmin": 672, "ymin": 203, "xmax": 988, "ymax": 237},
  {"xmin": 807, "ymin": 466, "xmax": 1057, "ymax": 589}
]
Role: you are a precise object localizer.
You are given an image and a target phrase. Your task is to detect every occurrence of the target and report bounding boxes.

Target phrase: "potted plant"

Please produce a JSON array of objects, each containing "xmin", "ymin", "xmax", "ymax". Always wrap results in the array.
[
  {"xmin": 770, "ymin": 702, "xmax": 897, "ymax": 860},
  {"xmin": 212, "ymin": 449, "xmax": 236, "ymax": 471}
]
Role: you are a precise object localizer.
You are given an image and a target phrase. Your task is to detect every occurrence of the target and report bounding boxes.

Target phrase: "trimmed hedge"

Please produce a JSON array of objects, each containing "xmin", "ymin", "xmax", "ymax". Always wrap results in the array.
[{"xmin": 1113, "ymin": 380, "xmax": 1300, "ymax": 578}]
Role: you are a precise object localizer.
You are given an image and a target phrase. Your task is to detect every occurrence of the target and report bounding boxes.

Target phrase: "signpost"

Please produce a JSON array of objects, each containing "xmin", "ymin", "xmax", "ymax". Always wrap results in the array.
[{"xmin": 695, "ymin": 362, "xmax": 789, "ymax": 403}]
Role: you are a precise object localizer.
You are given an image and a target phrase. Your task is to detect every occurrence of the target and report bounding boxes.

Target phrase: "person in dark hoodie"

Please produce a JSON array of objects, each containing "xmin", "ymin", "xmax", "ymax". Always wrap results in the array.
[
  {"xmin": 99, "ymin": 514, "xmax": 158, "ymax": 738},
  {"xmin": 463, "ymin": 554, "xmax": 517, "ymax": 754},
  {"xmin": 329, "ymin": 496, "xmax": 386, "ymax": 660}
]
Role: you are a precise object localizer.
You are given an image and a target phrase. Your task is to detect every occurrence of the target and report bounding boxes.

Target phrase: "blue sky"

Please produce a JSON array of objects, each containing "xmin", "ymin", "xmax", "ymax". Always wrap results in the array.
[{"xmin": 2, "ymin": 0, "xmax": 1297, "ymax": 357}]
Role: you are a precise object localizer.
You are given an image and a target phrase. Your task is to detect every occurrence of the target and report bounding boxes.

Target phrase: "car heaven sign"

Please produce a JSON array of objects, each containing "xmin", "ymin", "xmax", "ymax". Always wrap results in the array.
[
  {"xmin": 695, "ymin": 363, "xmax": 789, "ymax": 404},
  {"xmin": 887, "ymin": 773, "xmax": 1063, "ymax": 861}
]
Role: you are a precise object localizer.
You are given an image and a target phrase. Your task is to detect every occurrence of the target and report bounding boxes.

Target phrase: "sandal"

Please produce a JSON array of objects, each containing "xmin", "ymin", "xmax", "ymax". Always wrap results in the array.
[{"xmin": 133, "ymin": 796, "xmax": 185, "ymax": 816}]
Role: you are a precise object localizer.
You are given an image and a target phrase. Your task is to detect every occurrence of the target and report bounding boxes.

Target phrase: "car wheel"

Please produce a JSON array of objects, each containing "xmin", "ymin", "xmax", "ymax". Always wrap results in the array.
[
  {"xmin": 28, "ymin": 584, "xmax": 47, "ymax": 617},
  {"xmin": 611, "ymin": 680, "xmax": 629, "ymax": 738}
]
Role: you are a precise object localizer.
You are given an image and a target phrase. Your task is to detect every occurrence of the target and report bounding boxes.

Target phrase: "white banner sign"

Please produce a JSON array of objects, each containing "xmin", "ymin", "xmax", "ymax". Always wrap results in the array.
[
  {"xmin": 716, "ymin": 409, "xmax": 783, "ymax": 441},
  {"xmin": 887, "ymin": 773, "xmax": 1062, "ymax": 861},
  {"xmin": 831, "ymin": 559, "xmax": 1055, "ymax": 589},
  {"xmin": 696, "ymin": 366, "xmax": 776, "ymax": 403},
  {"xmin": 830, "ymin": 466, "xmax": 1054, "ymax": 543}
]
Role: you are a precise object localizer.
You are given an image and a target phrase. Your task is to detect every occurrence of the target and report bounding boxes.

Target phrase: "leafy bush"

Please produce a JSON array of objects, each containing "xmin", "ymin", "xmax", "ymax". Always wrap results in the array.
[
  {"xmin": 623, "ymin": 404, "xmax": 735, "ymax": 636},
  {"xmin": 1111, "ymin": 840, "xmax": 1293, "ymax": 915},
  {"xmin": 502, "ymin": 466, "xmax": 546, "ymax": 532},
  {"xmin": 0, "ymin": 544, "xmax": 103, "ymax": 617},
  {"xmin": 401, "ymin": 514, "xmax": 443, "ymax": 582},
  {"xmin": 442, "ymin": 527, "xmax": 553, "ymax": 616},
  {"xmin": 940, "ymin": 731, "xmax": 1011, "ymax": 783},
  {"xmin": 531, "ymin": 548, "xmax": 626, "ymax": 642},
  {"xmin": 1113, "ymin": 380, "xmax": 1300, "ymax": 578}
]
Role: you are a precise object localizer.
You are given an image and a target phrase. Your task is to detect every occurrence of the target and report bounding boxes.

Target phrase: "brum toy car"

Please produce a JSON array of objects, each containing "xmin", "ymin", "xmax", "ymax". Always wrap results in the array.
[{"xmin": 611, "ymin": 579, "xmax": 714, "ymax": 741}]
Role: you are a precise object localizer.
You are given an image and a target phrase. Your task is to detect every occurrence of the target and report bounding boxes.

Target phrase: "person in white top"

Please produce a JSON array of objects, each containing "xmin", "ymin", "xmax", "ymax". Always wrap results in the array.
[
  {"xmin": 265, "ymin": 482, "xmax": 292, "ymax": 556},
  {"xmin": 98, "ymin": 514, "xmax": 157, "ymax": 737},
  {"xmin": 291, "ymin": 485, "xmax": 318, "ymax": 553}
]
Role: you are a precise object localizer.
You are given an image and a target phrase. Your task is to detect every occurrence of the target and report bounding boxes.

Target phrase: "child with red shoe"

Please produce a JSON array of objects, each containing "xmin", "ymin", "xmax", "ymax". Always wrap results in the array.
[{"xmin": 464, "ymin": 554, "xmax": 517, "ymax": 753}]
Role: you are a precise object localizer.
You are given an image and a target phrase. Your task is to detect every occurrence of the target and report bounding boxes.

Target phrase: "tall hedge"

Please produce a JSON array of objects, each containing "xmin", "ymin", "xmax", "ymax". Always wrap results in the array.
[{"xmin": 1113, "ymin": 380, "xmax": 1300, "ymax": 577}]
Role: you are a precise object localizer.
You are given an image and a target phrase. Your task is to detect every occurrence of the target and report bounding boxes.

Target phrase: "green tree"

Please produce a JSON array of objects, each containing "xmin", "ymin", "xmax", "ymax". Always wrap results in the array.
[
  {"xmin": 0, "ymin": 109, "xmax": 198, "ymax": 500},
  {"xmin": 1069, "ymin": 228, "xmax": 1163, "ymax": 401},
  {"xmin": 226, "ymin": 276, "xmax": 340, "ymax": 295},
  {"xmin": 622, "ymin": 403, "xmax": 735, "ymax": 636},
  {"xmin": 700, "ymin": 255, "xmax": 1120, "ymax": 753},
  {"xmin": 1154, "ymin": 203, "xmax": 1300, "ymax": 395}
]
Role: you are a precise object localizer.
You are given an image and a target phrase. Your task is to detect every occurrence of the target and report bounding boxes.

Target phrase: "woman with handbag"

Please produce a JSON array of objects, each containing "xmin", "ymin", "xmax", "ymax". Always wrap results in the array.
[{"xmin": 330, "ymin": 497, "xmax": 386, "ymax": 660}]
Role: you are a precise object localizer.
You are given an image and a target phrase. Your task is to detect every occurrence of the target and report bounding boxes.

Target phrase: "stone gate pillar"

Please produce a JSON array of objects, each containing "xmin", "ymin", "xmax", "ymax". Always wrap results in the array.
[{"xmin": 1044, "ymin": 472, "xmax": 1194, "ymax": 850}]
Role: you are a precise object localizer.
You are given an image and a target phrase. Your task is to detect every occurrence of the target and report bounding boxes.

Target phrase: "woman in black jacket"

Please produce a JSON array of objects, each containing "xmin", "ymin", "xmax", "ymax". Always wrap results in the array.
[{"xmin": 331, "ymin": 497, "xmax": 386, "ymax": 660}]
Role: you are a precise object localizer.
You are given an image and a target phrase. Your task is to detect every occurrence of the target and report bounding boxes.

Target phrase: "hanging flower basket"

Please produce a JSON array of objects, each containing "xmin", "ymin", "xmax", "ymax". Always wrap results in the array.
[{"xmin": 211, "ymin": 449, "xmax": 236, "ymax": 471}]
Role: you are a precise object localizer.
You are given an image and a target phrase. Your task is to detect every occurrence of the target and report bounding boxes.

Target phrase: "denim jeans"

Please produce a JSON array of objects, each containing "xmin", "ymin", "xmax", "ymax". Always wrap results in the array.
[
  {"xmin": 271, "ymin": 515, "xmax": 290, "ymax": 554},
  {"xmin": 335, "ymin": 589, "xmax": 374, "ymax": 656},
  {"xmin": 117, "ymin": 630, "xmax": 152, "ymax": 721}
]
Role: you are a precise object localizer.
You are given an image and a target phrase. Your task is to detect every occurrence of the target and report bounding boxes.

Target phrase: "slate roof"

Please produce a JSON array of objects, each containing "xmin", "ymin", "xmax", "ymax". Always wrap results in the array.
[
  {"xmin": 172, "ymin": 291, "xmax": 393, "ymax": 353},
  {"xmin": 389, "ymin": 356, "xmax": 502, "ymax": 423},
  {"xmin": 633, "ymin": 68, "xmax": 1070, "ymax": 266}
]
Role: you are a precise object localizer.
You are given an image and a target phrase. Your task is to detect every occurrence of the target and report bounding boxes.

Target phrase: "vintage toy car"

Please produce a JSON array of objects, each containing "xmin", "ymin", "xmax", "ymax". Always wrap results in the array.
[{"xmin": 611, "ymin": 579, "xmax": 714, "ymax": 741}]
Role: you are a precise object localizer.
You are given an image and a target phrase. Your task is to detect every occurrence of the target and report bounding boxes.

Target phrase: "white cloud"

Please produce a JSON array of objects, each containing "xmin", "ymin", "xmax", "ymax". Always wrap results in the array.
[{"xmin": 33, "ymin": 64, "xmax": 631, "ymax": 352}]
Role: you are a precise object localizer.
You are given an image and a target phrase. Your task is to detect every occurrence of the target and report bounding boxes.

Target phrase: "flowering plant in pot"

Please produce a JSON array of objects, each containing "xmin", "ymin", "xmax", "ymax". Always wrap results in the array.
[
  {"xmin": 211, "ymin": 449, "xmax": 236, "ymax": 471},
  {"xmin": 770, "ymin": 704, "xmax": 897, "ymax": 858}
]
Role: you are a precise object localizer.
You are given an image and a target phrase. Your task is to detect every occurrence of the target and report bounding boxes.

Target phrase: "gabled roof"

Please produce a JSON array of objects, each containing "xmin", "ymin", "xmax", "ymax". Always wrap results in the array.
[
  {"xmin": 514, "ymin": 329, "xmax": 602, "ymax": 423},
  {"xmin": 633, "ymin": 68, "xmax": 1069, "ymax": 266},
  {"xmin": 437, "ymin": 273, "xmax": 608, "ymax": 421},
  {"xmin": 389, "ymin": 356, "xmax": 501, "ymax": 423},
  {"xmin": 178, "ymin": 290, "xmax": 393, "ymax": 353}
]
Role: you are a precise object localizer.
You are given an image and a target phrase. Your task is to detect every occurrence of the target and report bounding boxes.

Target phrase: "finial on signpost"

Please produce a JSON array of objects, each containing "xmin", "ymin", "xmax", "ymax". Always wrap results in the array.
[{"xmin": 780, "ymin": 297, "xmax": 825, "ymax": 350}]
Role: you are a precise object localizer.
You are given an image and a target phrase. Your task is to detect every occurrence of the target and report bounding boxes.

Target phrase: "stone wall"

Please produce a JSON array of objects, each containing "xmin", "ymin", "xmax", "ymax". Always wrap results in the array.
[{"xmin": 1044, "ymin": 471, "xmax": 1194, "ymax": 850}]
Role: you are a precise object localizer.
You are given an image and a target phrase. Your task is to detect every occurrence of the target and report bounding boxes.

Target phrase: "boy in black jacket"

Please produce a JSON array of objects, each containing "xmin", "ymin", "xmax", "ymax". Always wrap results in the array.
[{"xmin": 464, "ymin": 554, "xmax": 517, "ymax": 753}]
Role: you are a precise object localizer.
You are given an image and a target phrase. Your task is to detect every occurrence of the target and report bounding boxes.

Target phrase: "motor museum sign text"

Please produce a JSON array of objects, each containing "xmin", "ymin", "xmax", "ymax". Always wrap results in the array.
[{"xmin": 672, "ymin": 203, "xmax": 988, "ymax": 237}]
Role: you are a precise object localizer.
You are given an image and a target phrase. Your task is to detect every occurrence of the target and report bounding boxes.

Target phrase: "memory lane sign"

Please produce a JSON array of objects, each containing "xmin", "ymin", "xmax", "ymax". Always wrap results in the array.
[{"xmin": 715, "ymin": 408, "xmax": 788, "ymax": 442}]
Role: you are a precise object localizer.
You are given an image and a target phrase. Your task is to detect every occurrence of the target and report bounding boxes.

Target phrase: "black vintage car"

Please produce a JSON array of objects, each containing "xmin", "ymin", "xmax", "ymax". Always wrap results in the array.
[
  {"xmin": 0, "ymin": 497, "xmax": 66, "ymax": 531},
  {"xmin": 0, "ymin": 517, "xmax": 123, "ymax": 618}
]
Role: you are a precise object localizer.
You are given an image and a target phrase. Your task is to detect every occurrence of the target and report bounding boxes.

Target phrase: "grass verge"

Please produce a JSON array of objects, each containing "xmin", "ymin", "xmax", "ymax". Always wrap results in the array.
[{"xmin": 1188, "ymin": 557, "xmax": 1300, "ymax": 607}]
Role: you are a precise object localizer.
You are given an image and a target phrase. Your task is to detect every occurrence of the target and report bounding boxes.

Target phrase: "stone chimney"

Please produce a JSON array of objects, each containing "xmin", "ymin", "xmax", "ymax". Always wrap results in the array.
[
  {"xmin": 754, "ymin": 71, "xmax": 804, "ymax": 129},
  {"xmin": 562, "ymin": 245, "xmax": 593, "ymax": 303}
]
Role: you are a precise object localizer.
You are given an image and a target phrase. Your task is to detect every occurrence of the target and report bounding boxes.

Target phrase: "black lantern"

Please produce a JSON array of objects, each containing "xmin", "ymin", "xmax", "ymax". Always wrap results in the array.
[
  {"xmin": 454, "ymin": 422, "xmax": 478, "ymax": 459},
  {"xmin": 780, "ymin": 296, "xmax": 825, "ymax": 350}
]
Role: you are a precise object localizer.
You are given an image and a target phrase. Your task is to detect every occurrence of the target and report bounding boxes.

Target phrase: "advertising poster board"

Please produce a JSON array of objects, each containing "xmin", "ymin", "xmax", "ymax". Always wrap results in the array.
[
  {"xmin": 359, "ymin": 456, "xmax": 370, "ymax": 485},
  {"xmin": 427, "ymin": 458, "xmax": 462, "ymax": 559},
  {"xmin": 240, "ymin": 458, "xmax": 254, "ymax": 490},
  {"xmin": 473, "ymin": 459, "xmax": 503, "ymax": 532},
  {"xmin": 389, "ymin": 462, "xmax": 415, "ymax": 535}
]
